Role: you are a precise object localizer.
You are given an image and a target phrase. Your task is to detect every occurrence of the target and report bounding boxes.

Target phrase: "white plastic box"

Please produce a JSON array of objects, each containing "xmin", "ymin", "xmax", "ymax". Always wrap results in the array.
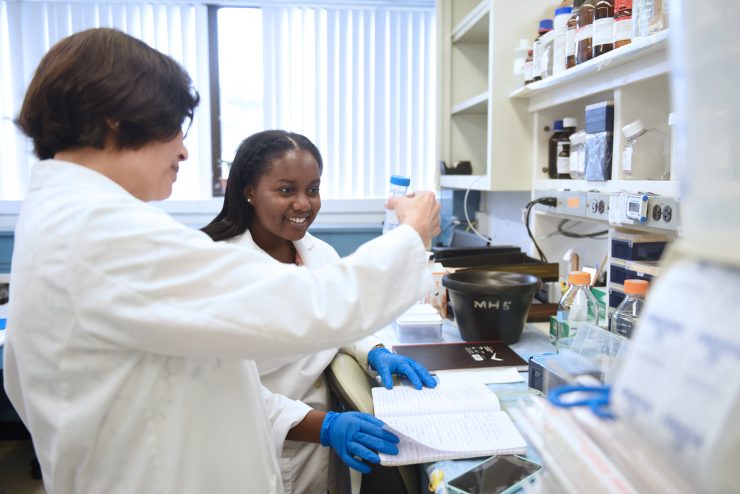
[{"xmin": 393, "ymin": 304, "xmax": 443, "ymax": 343}]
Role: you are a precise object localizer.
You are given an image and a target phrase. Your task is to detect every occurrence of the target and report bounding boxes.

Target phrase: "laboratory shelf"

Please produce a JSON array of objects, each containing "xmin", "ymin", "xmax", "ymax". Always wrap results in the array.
[
  {"xmin": 510, "ymin": 30, "xmax": 670, "ymax": 112},
  {"xmin": 451, "ymin": 91, "xmax": 488, "ymax": 115},
  {"xmin": 451, "ymin": 0, "xmax": 489, "ymax": 43}
]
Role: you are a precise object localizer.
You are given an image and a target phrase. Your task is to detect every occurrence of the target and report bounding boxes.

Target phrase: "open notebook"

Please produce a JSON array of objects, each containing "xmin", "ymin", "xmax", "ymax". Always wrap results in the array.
[{"xmin": 372, "ymin": 382, "xmax": 527, "ymax": 466}]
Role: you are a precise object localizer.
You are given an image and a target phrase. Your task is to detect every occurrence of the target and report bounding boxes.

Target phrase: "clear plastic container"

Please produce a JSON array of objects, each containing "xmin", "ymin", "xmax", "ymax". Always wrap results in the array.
[
  {"xmin": 568, "ymin": 130, "xmax": 588, "ymax": 179},
  {"xmin": 632, "ymin": 0, "xmax": 667, "ymax": 39},
  {"xmin": 621, "ymin": 119, "xmax": 670, "ymax": 180},
  {"xmin": 554, "ymin": 271, "xmax": 600, "ymax": 349},
  {"xmin": 382, "ymin": 175, "xmax": 410, "ymax": 234},
  {"xmin": 394, "ymin": 304, "xmax": 443, "ymax": 343},
  {"xmin": 610, "ymin": 278, "xmax": 648, "ymax": 338}
]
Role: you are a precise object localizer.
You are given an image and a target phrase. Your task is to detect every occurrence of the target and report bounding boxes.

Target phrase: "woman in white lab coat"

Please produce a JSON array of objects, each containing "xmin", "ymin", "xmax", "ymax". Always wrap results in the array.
[
  {"xmin": 3, "ymin": 28, "xmax": 440, "ymax": 494},
  {"xmin": 202, "ymin": 130, "xmax": 438, "ymax": 493}
]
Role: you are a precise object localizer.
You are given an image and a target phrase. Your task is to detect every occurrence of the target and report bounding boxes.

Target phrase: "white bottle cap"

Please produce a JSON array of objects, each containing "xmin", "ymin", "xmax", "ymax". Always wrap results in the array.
[
  {"xmin": 622, "ymin": 119, "xmax": 645, "ymax": 139},
  {"xmin": 569, "ymin": 131, "xmax": 587, "ymax": 144},
  {"xmin": 563, "ymin": 117, "xmax": 578, "ymax": 128}
]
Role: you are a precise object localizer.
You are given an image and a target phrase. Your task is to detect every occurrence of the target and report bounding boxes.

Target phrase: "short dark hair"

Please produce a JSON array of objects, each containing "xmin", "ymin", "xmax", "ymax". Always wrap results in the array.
[
  {"xmin": 202, "ymin": 130, "xmax": 323, "ymax": 242},
  {"xmin": 16, "ymin": 28, "xmax": 200, "ymax": 159}
]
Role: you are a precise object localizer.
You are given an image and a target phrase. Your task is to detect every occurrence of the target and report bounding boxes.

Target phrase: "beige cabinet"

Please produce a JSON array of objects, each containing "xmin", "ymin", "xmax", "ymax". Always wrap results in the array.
[{"xmin": 436, "ymin": 0, "xmax": 551, "ymax": 191}]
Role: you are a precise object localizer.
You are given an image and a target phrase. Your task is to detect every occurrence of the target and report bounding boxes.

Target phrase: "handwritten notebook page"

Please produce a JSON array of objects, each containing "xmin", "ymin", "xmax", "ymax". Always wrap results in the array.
[{"xmin": 372, "ymin": 383, "xmax": 527, "ymax": 466}]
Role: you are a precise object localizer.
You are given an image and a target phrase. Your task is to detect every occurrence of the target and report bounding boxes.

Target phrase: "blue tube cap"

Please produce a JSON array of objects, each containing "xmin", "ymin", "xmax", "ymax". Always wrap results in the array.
[
  {"xmin": 538, "ymin": 19, "xmax": 554, "ymax": 32},
  {"xmin": 390, "ymin": 175, "xmax": 411, "ymax": 186}
]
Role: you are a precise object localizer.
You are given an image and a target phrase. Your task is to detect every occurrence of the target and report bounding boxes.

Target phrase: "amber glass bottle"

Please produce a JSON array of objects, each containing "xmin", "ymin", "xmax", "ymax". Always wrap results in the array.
[
  {"xmin": 576, "ymin": 0, "xmax": 595, "ymax": 65},
  {"xmin": 566, "ymin": 0, "xmax": 586, "ymax": 69},
  {"xmin": 593, "ymin": 0, "xmax": 614, "ymax": 57},
  {"xmin": 614, "ymin": 0, "xmax": 633, "ymax": 48}
]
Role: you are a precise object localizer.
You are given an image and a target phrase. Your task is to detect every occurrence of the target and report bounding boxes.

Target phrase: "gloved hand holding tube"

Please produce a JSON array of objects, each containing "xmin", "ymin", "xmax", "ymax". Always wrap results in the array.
[
  {"xmin": 367, "ymin": 347, "xmax": 438, "ymax": 390},
  {"xmin": 320, "ymin": 411, "xmax": 399, "ymax": 473}
]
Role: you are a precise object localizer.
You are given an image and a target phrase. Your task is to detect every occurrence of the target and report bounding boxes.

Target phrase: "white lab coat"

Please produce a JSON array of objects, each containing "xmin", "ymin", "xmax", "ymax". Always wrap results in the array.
[
  {"xmin": 2, "ymin": 160, "xmax": 430, "ymax": 494},
  {"xmin": 229, "ymin": 231, "xmax": 380, "ymax": 494}
]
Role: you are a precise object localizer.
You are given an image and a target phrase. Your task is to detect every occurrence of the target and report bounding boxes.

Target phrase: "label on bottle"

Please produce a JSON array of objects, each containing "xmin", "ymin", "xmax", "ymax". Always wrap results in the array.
[
  {"xmin": 383, "ymin": 209, "xmax": 399, "ymax": 233},
  {"xmin": 614, "ymin": 18, "xmax": 633, "ymax": 42},
  {"xmin": 513, "ymin": 56, "xmax": 525, "ymax": 75},
  {"xmin": 539, "ymin": 45, "xmax": 552, "ymax": 78},
  {"xmin": 566, "ymin": 27, "xmax": 576, "ymax": 57},
  {"xmin": 570, "ymin": 147, "xmax": 583, "ymax": 177},
  {"xmin": 533, "ymin": 40, "xmax": 543, "ymax": 79},
  {"xmin": 576, "ymin": 24, "xmax": 594, "ymax": 43},
  {"xmin": 556, "ymin": 142, "xmax": 570, "ymax": 174},
  {"xmin": 615, "ymin": 0, "xmax": 632, "ymax": 10},
  {"xmin": 554, "ymin": 34, "xmax": 566, "ymax": 74},
  {"xmin": 622, "ymin": 145, "xmax": 633, "ymax": 173},
  {"xmin": 593, "ymin": 17, "xmax": 615, "ymax": 47},
  {"xmin": 524, "ymin": 60, "xmax": 533, "ymax": 82}
]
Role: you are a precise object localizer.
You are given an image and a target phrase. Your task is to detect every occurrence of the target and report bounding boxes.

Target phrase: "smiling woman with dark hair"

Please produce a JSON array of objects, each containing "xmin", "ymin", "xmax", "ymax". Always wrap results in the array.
[
  {"xmin": 4, "ymin": 28, "xmax": 441, "ymax": 494},
  {"xmin": 202, "ymin": 129, "xmax": 437, "ymax": 494}
]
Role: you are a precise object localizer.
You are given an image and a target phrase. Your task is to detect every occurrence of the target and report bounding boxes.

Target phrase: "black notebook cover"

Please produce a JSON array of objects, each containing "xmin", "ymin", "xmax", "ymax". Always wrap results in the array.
[{"xmin": 392, "ymin": 341, "xmax": 528, "ymax": 372}]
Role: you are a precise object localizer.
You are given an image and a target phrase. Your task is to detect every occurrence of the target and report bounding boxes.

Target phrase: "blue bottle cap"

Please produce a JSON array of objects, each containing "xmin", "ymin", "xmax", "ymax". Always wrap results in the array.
[
  {"xmin": 390, "ymin": 175, "xmax": 411, "ymax": 187},
  {"xmin": 553, "ymin": 120, "xmax": 564, "ymax": 131},
  {"xmin": 555, "ymin": 6, "xmax": 573, "ymax": 16},
  {"xmin": 538, "ymin": 19, "xmax": 554, "ymax": 32}
]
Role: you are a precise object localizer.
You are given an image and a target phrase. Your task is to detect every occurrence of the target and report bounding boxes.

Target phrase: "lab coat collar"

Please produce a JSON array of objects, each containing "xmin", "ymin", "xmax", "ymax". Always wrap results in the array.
[{"xmin": 230, "ymin": 230, "xmax": 317, "ymax": 262}]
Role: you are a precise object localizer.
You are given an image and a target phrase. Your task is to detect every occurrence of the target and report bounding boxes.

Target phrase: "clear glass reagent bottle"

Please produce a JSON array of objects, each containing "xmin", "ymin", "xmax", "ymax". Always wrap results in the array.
[
  {"xmin": 382, "ymin": 175, "xmax": 411, "ymax": 234},
  {"xmin": 555, "ymin": 271, "xmax": 600, "ymax": 348},
  {"xmin": 611, "ymin": 279, "xmax": 649, "ymax": 338}
]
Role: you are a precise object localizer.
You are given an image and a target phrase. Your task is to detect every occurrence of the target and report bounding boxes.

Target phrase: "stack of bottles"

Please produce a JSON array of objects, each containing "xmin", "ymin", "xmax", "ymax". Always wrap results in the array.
[
  {"xmin": 543, "ymin": 104, "xmax": 674, "ymax": 183},
  {"xmin": 516, "ymin": 0, "xmax": 669, "ymax": 87}
]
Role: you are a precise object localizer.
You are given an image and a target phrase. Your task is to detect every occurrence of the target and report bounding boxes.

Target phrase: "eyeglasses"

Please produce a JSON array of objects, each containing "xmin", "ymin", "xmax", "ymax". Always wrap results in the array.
[{"xmin": 181, "ymin": 116, "xmax": 193, "ymax": 139}]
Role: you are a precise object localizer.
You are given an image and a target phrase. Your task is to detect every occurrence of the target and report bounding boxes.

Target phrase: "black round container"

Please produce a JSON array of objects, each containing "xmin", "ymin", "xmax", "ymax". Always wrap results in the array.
[{"xmin": 442, "ymin": 271, "xmax": 541, "ymax": 344}]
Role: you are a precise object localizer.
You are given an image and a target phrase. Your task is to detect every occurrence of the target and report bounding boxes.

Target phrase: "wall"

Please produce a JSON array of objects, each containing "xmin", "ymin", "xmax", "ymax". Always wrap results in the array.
[{"xmin": 478, "ymin": 191, "xmax": 531, "ymax": 250}]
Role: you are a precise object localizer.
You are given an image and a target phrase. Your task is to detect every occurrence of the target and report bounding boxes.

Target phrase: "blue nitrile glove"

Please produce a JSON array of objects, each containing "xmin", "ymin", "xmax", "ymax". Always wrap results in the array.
[
  {"xmin": 367, "ymin": 347, "xmax": 438, "ymax": 390},
  {"xmin": 320, "ymin": 411, "xmax": 399, "ymax": 473}
]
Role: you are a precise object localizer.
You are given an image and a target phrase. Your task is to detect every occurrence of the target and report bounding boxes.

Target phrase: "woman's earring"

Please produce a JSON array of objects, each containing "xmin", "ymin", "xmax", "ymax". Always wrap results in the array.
[{"xmin": 247, "ymin": 198, "xmax": 252, "ymax": 204}]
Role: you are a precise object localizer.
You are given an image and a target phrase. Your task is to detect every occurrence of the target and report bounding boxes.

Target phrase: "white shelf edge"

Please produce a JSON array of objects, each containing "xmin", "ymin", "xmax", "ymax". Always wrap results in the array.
[
  {"xmin": 510, "ymin": 30, "xmax": 670, "ymax": 103},
  {"xmin": 439, "ymin": 174, "xmax": 489, "ymax": 190},
  {"xmin": 451, "ymin": 0, "xmax": 489, "ymax": 43},
  {"xmin": 533, "ymin": 178, "xmax": 679, "ymax": 196},
  {"xmin": 451, "ymin": 91, "xmax": 489, "ymax": 114}
]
